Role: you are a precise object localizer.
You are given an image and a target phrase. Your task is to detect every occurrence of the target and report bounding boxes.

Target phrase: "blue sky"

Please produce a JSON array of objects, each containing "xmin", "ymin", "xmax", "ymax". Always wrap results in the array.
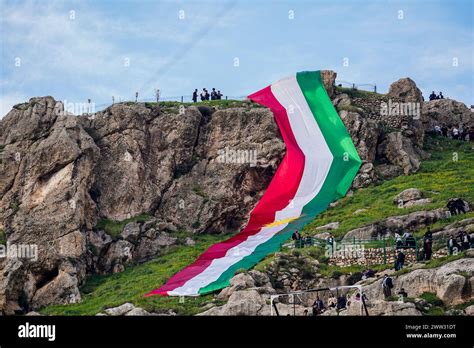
[{"xmin": 1, "ymin": 0, "xmax": 473, "ymax": 116}]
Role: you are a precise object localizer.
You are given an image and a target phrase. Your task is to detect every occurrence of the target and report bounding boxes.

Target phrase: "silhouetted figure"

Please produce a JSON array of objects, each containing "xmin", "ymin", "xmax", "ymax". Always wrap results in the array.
[
  {"xmin": 217, "ymin": 90, "xmax": 223, "ymax": 100},
  {"xmin": 211, "ymin": 88, "xmax": 217, "ymax": 100},
  {"xmin": 200, "ymin": 88, "xmax": 206, "ymax": 101},
  {"xmin": 382, "ymin": 274, "xmax": 394, "ymax": 298},
  {"xmin": 448, "ymin": 198, "xmax": 467, "ymax": 216},
  {"xmin": 292, "ymin": 230, "xmax": 301, "ymax": 240},
  {"xmin": 441, "ymin": 125, "xmax": 448, "ymax": 137},
  {"xmin": 460, "ymin": 231, "xmax": 471, "ymax": 250},
  {"xmin": 192, "ymin": 89, "xmax": 198, "ymax": 103},
  {"xmin": 312, "ymin": 297, "xmax": 325, "ymax": 315},
  {"xmin": 429, "ymin": 91, "xmax": 437, "ymax": 101},
  {"xmin": 395, "ymin": 251, "xmax": 405, "ymax": 271},
  {"xmin": 397, "ymin": 288, "xmax": 408, "ymax": 298},
  {"xmin": 439, "ymin": 92, "xmax": 444, "ymax": 99},
  {"xmin": 423, "ymin": 238, "xmax": 432, "ymax": 260},
  {"xmin": 469, "ymin": 127, "xmax": 474, "ymax": 142},
  {"xmin": 336, "ymin": 295, "xmax": 347, "ymax": 310}
]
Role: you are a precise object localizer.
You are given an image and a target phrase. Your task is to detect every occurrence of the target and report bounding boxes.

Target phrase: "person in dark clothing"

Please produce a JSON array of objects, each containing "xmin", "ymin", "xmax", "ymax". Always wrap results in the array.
[
  {"xmin": 460, "ymin": 231, "xmax": 471, "ymax": 250},
  {"xmin": 395, "ymin": 251, "xmax": 405, "ymax": 270},
  {"xmin": 439, "ymin": 92, "xmax": 444, "ymax": 99},
  {"xmin": 469, "ymin": 127, "xmax": 474, "ymax": 142},
  {"xmin": 363, "ymin": 269, "xmax": 375, "ymax": 279},
  {"xmin": 397, "ymin": 288, "xmax": 408, "ymax": 298},
  {"xmin": 382, "ymin": 274, "xmax": 394, "ymax": 298},
  {"xmin": 448, "ymin": 198, "xmax": 467, "ymax": 216},
  {"xmin": 312, "ymin": 297, "xmax": 325, "ymax": 315},
  {"xmin": 292, "ymin": 230, "xmax": 301, "ymax": 240},
  {"xmin": 217, "ymin": 90, "xmax": 223, "ymax": 100},
  {"xmin": 204, "ymin": 89, "xmax": 210, "ymax": 101},
  {"xmin": 423, "ymin": 237, "xmax": 432, "ymax": 260},
  {"xmin": 200, "ymin": 88, "xmax": 206, "ymax": 101},
  {"xmin": 455, "ymin": 199, "xmax": 467, "ymax": 214},
  {"xmin": 441, "ymin": 125, "xmax": 448, "ymax": 137},
  {"xmin": 429, "ymin": 91, "xmax": 437, "ymax": 101},
  {"xmin": 424, "ymin": 227, "xmax": 433, "ymax": 241},
  {"xmin": 336, "ymin": 296, "xmax": 347, "ymax": 310},
  {"xmin": 211, "ymin": 88, "xmax": 217, "ymax": 100},
  {"xmin": 192, "ymin": 89, "xmax": 198, "ymax": 103},
  {"xmin": 447, "ymin": 199, "xmax": 459, "ymax": 216}
]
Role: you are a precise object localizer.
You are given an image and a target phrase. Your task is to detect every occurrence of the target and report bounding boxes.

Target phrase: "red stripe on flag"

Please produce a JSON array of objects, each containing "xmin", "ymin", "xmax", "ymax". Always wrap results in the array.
[{"xmin": 145, "ymin": 86, "xmax": 305, "ymax": 296}]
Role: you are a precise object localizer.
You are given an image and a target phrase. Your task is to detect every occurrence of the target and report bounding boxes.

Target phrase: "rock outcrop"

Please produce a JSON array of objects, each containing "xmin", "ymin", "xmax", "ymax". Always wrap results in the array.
[
  {"xmin": 360, "ymin": 258, "xmax": 474, "ymax": 306},
  {"xmin": 343, "ymin": 208, "xmax": 451, "ymax": 241},
  {"xmin": 0, "ymin": 98, "xmax": 283, "ymax": 313},
  {"xmin": 422, "ymin": 99, "xmax": 473, "ymax": 131}
]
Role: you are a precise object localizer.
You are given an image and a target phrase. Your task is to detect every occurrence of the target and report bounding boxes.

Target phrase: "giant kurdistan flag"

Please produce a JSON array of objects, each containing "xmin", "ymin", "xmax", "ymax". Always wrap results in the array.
[{"xmin": 146, "ymin": 70, "xmax": 361, "ymax": 297}]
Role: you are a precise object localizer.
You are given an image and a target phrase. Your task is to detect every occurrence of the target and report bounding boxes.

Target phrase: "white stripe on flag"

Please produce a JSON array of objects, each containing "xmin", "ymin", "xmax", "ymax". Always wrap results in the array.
[{"xmin": 170, "ymin": 75, "xmax": 333, "ymax": 296}]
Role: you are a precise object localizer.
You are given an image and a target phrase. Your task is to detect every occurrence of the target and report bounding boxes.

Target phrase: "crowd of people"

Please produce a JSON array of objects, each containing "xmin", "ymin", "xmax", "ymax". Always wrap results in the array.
[
  {"xmin": 433, "ymin": 123, "xmax": 474, "ymax": 141},
  {"xmin": 447, "ymin": 230, "xmax": 472, "ymax": 255},
  {"xmin": 429, "ymin": 91, "xmax": 444, "ymax": 101},
  {"xmin": 192, "ymin": 88, "xmax": 223, "ymax": 102},
  {"xmin": 309, "ymin": 292, "xmax": 367, "ymax": 316}
]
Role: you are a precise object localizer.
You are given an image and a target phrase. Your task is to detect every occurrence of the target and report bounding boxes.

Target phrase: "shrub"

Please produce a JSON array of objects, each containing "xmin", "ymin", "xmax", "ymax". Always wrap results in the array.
[
  {"xmin": 420, "ymin": 292, "xmax": 444, "ymax": 307},
  {"xmin": 0, "ymin": 229, "xmax": 5, "ymax": 245},
  {"xmin": 96, "ymin": 213, "xmax": 152, "ymax": 238}
]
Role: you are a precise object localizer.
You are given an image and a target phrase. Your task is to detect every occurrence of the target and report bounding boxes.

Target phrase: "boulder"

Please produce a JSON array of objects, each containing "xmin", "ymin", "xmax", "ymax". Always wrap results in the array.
[
  {"xmin": 315, "ymin": 222, "xmax": 340, "ymax": 231},
  {"xmin": 121, "ymin": 222, "xmax": 141, "ymax": 242},
  {"xmin": 104, "ymin": 302, "xmax": 135, "ymax": 316},
  {"xmin": 394, "ymin": 188, "xmax": 423, "ymax": 204},
  {"xmin": 343, "ymin": 208, "xmax": 450, "ymax": 241},
  {"xmin": 422, "ymin": 99, "xmax": 473, "ymax": 131},
  {"xmin": 465, "ymin": 305, "xmax": 474, "ymax": 316},
  {"xmin": 199, "ymin": 289, "xmax": 267, "ymax": 316},
  {"xmin": 361, "ymin": 258, "xmax": 474, "ymax": 306},
  {"xmin": 377, "ymin": 132, "xmax": 423, "ymax": 174},
  {"xmin": 125, "ymin": 307, "xmax": 151, "ymax": 316},
  {"xmin": 320, "ymin": 70, "xmax": 337, "ymax": 99},
  {"xmin": 387, "ymin": 77, "xmax": 423, "ymax": 104}
]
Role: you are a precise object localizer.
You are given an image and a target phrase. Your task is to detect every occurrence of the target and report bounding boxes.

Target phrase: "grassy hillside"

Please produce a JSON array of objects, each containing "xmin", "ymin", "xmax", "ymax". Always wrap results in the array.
[
  {"xmin": 41, "ymin": 135, "xmax": 474, "ymax": 315},
  {"xmin": 304, "ymin": 135, "xmax": 474, "ymax": 238},
  {"xmin": 41, "ymin": 233, "xmax": 228, "ymax": 315}
]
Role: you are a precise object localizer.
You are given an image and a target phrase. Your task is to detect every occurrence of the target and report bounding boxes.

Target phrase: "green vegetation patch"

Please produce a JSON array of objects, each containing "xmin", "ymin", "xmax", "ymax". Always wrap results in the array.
[
  {"xmin": 41, "ymin": 233, "xmax": 228, "ymax": 316},
  {"xmin": 95, "ymin": 213, "xmax": 153, "ymax": 238},
  {"xmin": 420, "ymin": 292, "xmax": 444, "ymax": 307},
  {"xmin": 0, "ymin": 229, "xmax": 5, "ymax": 245}
]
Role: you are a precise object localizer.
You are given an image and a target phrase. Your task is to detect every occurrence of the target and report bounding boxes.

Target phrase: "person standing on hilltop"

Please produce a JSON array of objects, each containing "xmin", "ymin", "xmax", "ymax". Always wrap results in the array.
[
  {"xmin": 211, "ymin": 88, "xmax": 217, "ymax": 100},
  {"xmin": 217, "ymin": 90, "xmax": 223, "ymax": 100},
  {"xmin": 192, "ymin": 89, "xmax": 198, "ymax": 103},
  {"xmin": 200, "ymin": 88, "xmax": 206, "ymax": 101},
  {"xmin": 429, "ymin": 91, "xmax": 437, "ymax": 101}
]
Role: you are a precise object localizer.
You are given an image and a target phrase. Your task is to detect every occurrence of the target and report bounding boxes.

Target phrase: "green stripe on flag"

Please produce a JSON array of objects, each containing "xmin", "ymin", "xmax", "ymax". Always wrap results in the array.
[{"xmin": 198, "ymin": 71, "xmax": 361, "ymax": 295}]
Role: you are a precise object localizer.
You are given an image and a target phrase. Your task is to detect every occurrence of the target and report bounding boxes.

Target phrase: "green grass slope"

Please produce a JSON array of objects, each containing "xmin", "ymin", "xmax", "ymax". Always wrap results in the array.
[{"xmin": 304, "ymin": 135, "xmax": 474, "ymax": 238}]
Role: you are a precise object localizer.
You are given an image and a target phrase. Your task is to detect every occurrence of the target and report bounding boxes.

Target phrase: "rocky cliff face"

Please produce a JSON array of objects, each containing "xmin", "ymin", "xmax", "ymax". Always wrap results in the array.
[
  {"xmin": 0, "ymin": 71, "xmax": 472, "ymax": 313},
  {"xmin": 0, "ymin": 98, "xmax": 283, "ymax": 313}
]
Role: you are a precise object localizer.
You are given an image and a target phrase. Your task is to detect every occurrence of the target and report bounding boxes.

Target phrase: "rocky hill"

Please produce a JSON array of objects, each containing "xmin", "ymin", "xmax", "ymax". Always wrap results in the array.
[{"xmin": 0, "ymin": 71, "xmax": 473, "ymax": 314}]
